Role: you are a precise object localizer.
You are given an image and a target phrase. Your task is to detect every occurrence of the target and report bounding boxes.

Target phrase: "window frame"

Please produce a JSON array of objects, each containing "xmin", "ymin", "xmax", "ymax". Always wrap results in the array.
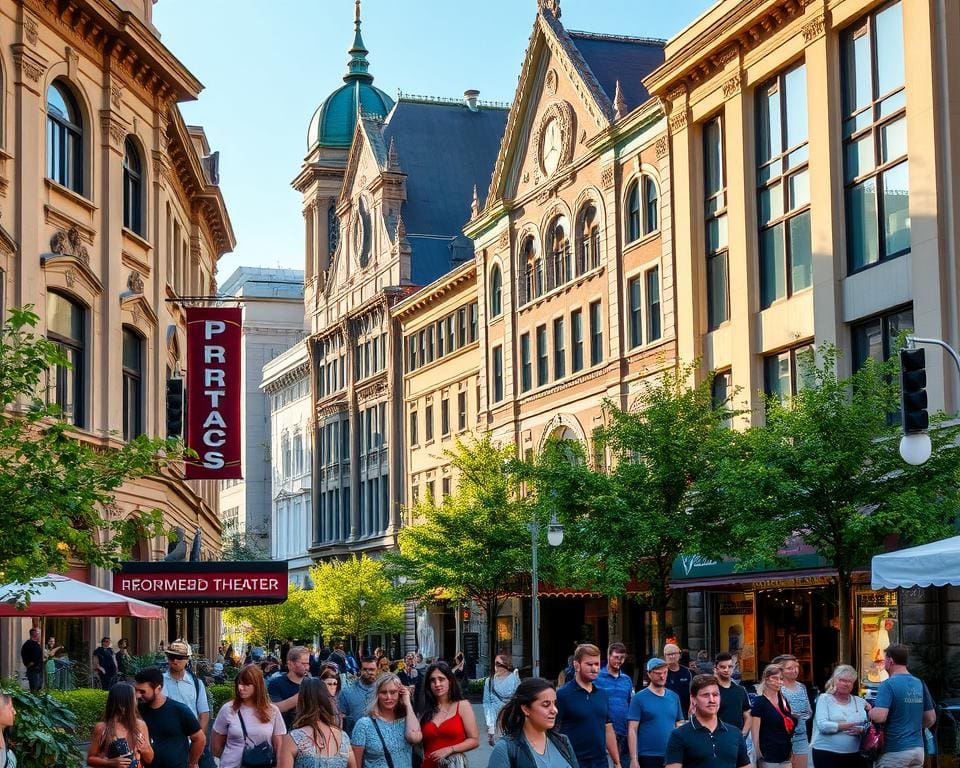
[
  {"xmin": 46, "ymin": 80, "xmax": 84, "ymax": 195},
  {"xmin": 553, "ymin": 316, "xmax": 566, "ymax": 380},
  {"xmin": 121, "ymin": 325, "xmax": 144, "ymax": 441},
  {"xmin": 489, "ymin": 265, "xmax": 503, "ymax": 318},
  {"xmin": 571, "ymin": 309, "xmax": 584, "ymax": 373},
  {"xmin": 646, "ymin": 266, "xmax": 662, "ymax": 342},
  {"xmin": 123, "ymin": 137, "xmax": 145, "ymax": 236},
  {"xmin": 536, "ymin": 324, "xmax": 549, "ymax": 387},
  {"xmin": 589, "ymin": 300, "xmax": 603, "ymax": 367},
  {"xmin": 704, "ymin": 115, "xmax": 730, "ymax": 331},
  {"xmin": 46, "ymin": 291, "xmax": 86, "ymax": 428}
]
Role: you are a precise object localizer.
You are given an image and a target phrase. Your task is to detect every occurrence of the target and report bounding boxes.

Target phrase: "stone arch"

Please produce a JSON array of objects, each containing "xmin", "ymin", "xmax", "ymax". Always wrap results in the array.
[{"xmin": 537, "ymin": 412, "xmax": 588, "ymax": 454}]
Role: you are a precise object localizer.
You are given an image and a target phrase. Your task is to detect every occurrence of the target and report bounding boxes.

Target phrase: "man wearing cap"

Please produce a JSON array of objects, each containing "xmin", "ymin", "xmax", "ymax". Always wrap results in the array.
[
  {"xmin": 163, "ymin": 641, "xmax": 214, "ymax": 768},
  {"xmin": 664, "ymin": 643, "xmax": 692, "ymax": 716},
  {"xmin": 666, "ymin": 674, "xmax": 750, "ymax": 768},
  {"xmin": 556, "ymin": 643, "xmax": 621, "ymax": 768},
  {"xmin": 627, "ymin": 657, "xmax": 684, "ymax": 768}
]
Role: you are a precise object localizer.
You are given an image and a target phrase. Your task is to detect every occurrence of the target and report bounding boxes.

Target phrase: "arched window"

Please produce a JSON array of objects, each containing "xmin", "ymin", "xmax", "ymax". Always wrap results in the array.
[
  {"xmin": 577, "ymin": 205, "xmax": 600, "ymax": 275},
  {"xmin": 123, "ymin": 138, "xmax": 144, "ymax": 236},
  {"xmin": 548, "ymin": 218, "xmax": 570, "ymax": 289},
  {"xmin": 122, "ymin": 327, "xmax": 144, "ymax": 440},
  {"xmin": 46, "ymin": 81, "xmax": 83, "ymax": 194},
  {"xmin": 626, "ymin": 180, "xmax": 641, "ymax": 242},
  {"xmin": 643, "ymin": 175, "xmax": 659, "ymax": 235},
  {"xmin": 521, "ymin": 237, "xmax": 539, "ymax": 304},
  {"xmin": 489, "ymin": 265, "xmax": 503, "ymax": 317},
  {"xmin": 46, "ymin": 291, "xmax": 85, "ymax": 427}
]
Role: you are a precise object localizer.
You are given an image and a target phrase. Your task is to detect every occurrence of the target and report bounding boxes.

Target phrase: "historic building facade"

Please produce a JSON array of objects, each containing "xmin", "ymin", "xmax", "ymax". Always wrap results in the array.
[
  {"xmin": 0, "ymin": 0, "xmax": 235, "ymax": 679},
  {"xmin": 463, "ymin": 0, "xmax": 675, "ymax": 675},
  {"xmin": 644, "ymin": 0, "xmax": 960, "ymax": 685}
]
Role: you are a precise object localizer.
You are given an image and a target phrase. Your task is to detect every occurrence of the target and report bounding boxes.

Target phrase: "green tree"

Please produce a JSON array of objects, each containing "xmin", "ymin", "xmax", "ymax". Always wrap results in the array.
[
  {"xmin": 222, "ymin": 584, "xmax": 316, "ymax": 645},
  {"xmin": 698, "ymin": 347, "xmax": 960, "ymax": 662},
  {"xmin": 0, "ymin": 308, "xmax": 179, "ymax": 590},
  {"xmin": 306, "ymin": 555, "xmax": 403, "ymax": 651},
  {"xmin": 529, "ymin": 364, "xmax": 740, "ymax": 649},
  {"xmin": 387, "ymin": 435, "xmax": 535, "ymax": 664}
]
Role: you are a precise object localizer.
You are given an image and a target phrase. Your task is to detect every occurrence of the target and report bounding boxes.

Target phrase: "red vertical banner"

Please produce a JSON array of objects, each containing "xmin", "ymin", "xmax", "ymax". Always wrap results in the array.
[{"xmin": 185, "ymin": 307, "xmax": 243, "ymax": 480}]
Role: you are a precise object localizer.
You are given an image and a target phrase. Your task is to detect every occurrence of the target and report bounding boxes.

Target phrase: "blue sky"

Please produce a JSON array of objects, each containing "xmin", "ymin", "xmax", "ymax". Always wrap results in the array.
[{"xmin": 153, "ymin": 0, "xmax": 710, "ymax": 283}]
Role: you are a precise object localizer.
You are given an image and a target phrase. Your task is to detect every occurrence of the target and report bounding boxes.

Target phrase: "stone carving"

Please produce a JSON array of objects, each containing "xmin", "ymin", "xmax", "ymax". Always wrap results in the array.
[
  {"xmin": 802, "ymin": 14, "xmax": 826, "ymax": 43},
  {"xmin": 132, "ymin": 307, "xmax": 144, "ymax": 327},
  {"xmin": 127, "ymin": 270, "xmax": 144, "ymax": 294},
  {"xmin": 669, "ymin": 110, "xmax": 688, "ymax": 133},
  {"xmin": 655, "ymin": 136, "xmax": 669, "ymax": 160},
  {"xmin": 722, "ymin": 73, "xmax": 742, "ymax": 98},
  {"xmin": 601, "ymin": 165, "xmax": 615, "ymax": 190},
  {"xmin": 64, "ymin": 269, "xmax": 77, "ymax": 288},
  {"xmin": 471, "ymin": 185, "xmax": 480, "ymax": 219},
  {"xmin": 538, "ymin": 0, "xmax": 561, "ymax": 18},
  {"xmin": 545, "ymin": 68, "xmax": 558, "ymax": 96},
  {"xmin": 498, "ymin": 230, "xmax": 509, "ymax": 249},
  {"xmin": 613, "ymin": 80, "xmax": 627, "ymax": 120},
  {"xmin": 719, "ymin": 45, "xmax": 739, "ymax": 67},
  {"xmin": 22, "ymin": 14, "xmax": 38, "ymax": 45},
  {"xmin": 111, "ymin": 84, "xmax": 123, "ymax": 108},
  {"xmin": 50, "ymin": 226, "xmax": 90, "ymax": 264},
  {"xmin": 532, "ymin": 100, "xmax": 575, "ymax": 178}
]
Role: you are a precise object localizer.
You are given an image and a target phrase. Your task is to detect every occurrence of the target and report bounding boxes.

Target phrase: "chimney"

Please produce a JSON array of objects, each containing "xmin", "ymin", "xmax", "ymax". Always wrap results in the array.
[{"xmin": 464, "ymin": 90, "xmax": 480, "ymax": 112}]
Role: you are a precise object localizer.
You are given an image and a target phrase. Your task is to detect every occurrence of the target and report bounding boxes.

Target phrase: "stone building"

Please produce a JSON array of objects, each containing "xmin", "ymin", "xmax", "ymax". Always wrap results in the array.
[
  {"xmin": 0, "ymin": 0, "xmax": 234, "ymax": 679},
  {"xmin": 644, "ymin": 0, "xmax": 960, "ymax": 686},
  {"xmin": 463, "ymin": 0, "xmax": 674, "ymax": 676}
]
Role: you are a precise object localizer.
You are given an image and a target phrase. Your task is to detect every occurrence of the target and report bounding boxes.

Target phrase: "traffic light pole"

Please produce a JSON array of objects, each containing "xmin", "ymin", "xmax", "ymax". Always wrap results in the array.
[{"xmin": 907, "ymin": 336, "xmax": 960, "ymax": 378}]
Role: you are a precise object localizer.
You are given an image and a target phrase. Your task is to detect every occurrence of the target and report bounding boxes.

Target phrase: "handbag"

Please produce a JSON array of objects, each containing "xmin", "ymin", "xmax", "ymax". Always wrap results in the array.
[
  {"xmin": 371, "ymin": 719, "xmax": 396, "ymax": 768},
  {"xmin": 238, "ymin": 711, "xmax": 277, "ymax": 768},
  {"xmin": 436, "ymin": 754, "xmax": 468, "ymax": 768},
  {"xmin": 859, "ymin": 722, "xmax": 885, "ymax": 761}
]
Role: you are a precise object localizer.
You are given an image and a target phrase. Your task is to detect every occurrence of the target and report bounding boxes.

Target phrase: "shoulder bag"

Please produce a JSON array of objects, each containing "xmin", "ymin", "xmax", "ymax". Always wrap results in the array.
[
  {"xmin": 237, "ymin": 710, "xmax": 277, "ymax": 768},
  {"xmin": 371, "ymin": 719, "xmax": 396, "ymax": 768},
  {"xmin": 860, "ymin": 722, "xmax": 885, "ymax": 761}
]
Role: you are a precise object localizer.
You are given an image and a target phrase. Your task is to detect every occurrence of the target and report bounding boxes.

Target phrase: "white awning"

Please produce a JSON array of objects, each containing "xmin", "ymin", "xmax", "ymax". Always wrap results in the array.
[{"xmin": 871, "ymin": 536, "xmax": 960, "ymax": 590}]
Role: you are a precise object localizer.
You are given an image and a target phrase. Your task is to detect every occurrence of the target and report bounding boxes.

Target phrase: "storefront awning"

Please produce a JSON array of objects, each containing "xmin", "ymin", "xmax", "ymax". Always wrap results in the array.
[
  {"xmin": 671, "ymin": 567, "xmax": 837, "ymax": 589},
  {"xmin": 871, "ymin": 535, "xmax": 960, "ymax": 590}
]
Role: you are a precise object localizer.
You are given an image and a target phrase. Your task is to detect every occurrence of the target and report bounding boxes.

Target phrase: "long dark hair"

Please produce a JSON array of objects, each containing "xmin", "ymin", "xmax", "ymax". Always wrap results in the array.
[
  {"xmin": 498, "ymin": 678, "xmax": 556, "ymax": 736},
  {"xmin": 293, "ymin": 677, "xmax": 339, "ymax": 730},
  {"xmin": 102, "ymin": 682, "xmax": 141, "ymax": 747},
  {"xmin": 419, "ymin": 662, "xmax": 463, "ymax": 726}
]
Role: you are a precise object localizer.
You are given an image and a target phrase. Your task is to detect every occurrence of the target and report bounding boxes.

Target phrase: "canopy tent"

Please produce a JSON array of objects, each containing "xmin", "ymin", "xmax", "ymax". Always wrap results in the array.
[
  {"xmin": 871, "ymin": 535, "xmax": 960, "ymax": 590},
  {"xmin": 0, "ymin": 573, "xmax": 165, "ymax": 618}
]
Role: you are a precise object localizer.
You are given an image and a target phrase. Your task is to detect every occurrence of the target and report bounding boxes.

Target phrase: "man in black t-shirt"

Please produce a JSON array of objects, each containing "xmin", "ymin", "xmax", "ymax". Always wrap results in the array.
[
  {"xmin": 715, "ymin": 653, "xmax": 752, "ymax": 735},
  {"xmin": 268, "ymin": 645, "xmax": 310, "ymax": 730},
  {"xmin": 134, "ymin": 668, "xmax": 205, "ymax": 768},
  {"xmin": 664, "ymin": 644, "xmax": 692, "ymax": 715},
  {"xmin": 21, "ymin": 628, "xmax": 43, "ymax": 693},
  {"xmin": 93, "ymin": 637, "xmax": 118, "ymax": 690}
]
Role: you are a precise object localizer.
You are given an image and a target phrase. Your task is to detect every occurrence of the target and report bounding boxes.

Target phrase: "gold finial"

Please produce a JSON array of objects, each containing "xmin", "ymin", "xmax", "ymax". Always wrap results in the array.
[{"xmin": 355, "ymin": 0, "xmax": 361, "ymax": 24}]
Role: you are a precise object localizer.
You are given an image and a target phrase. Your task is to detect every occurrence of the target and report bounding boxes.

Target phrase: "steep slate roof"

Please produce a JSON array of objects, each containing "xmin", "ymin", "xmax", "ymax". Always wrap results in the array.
[
  {"xmin": 382, "ymin": 98, "xmax": 508, "ymax": 285},
  {"xmin": 566, "ymin": 31, "xmax": 666, "ymax": 113}
]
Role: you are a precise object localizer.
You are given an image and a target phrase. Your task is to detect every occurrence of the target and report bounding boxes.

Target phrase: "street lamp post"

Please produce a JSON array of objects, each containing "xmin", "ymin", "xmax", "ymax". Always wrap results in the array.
[{"xmin": 531, "ymin": 512, "xmax": 564, "ymax": 679}]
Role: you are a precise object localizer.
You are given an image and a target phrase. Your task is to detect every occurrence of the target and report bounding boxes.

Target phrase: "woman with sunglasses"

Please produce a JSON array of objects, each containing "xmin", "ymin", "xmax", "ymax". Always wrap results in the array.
[
  {"xmin": 321, "ymin": 667, "xmax": 344, "ymax": 727},
  {"xmin": 352, "ymin": 673, "xmax": 423, "ymax": 768},
  {"xmin": 420, "ymin": 662, "xmax": 479, "ymax": 768},
  {"xmin": 483, "ymin": 656, "xmax": 520, "ymax": 746}
]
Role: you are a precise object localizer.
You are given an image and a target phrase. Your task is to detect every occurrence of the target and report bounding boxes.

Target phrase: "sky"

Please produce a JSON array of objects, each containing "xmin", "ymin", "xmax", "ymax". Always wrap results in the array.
[{"xmin": 152, "ymin": 0, "xmax": 711, "ymax": 283}]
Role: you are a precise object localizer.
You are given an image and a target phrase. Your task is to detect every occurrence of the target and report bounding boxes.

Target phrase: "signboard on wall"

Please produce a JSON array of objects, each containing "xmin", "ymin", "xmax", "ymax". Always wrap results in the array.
[
  {"xmin": 115, "ymin": 561, "xmax": 288, "ymax": 606},
  {"xmin": 185, "ymin": 307, "xmax": 243, "ymax": 479},
  {"xmin": 719, "ymin": 592, "xmax": 757, "ymax": 680}
]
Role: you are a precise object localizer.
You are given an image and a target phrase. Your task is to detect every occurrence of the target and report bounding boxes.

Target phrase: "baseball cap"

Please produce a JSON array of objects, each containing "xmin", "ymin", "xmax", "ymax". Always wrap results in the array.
[{"xmin": 646, "ymin": 657, "xmax": 668, "ymax": 672}]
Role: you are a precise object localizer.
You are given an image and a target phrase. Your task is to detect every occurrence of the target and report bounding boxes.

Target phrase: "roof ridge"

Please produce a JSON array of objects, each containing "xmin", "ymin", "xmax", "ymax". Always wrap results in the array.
[
  {"xmin": 566, "ymin": 29, "xmax": 666, "ymax": 45},
  {"xmin": 395, "ymin": 90, "xmax": 511, "ymax": 110}
]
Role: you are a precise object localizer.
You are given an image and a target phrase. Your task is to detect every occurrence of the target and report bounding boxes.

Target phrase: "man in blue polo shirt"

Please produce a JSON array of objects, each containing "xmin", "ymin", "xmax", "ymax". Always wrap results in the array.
[
  {"xmin": 869, "ymin": 643, "xmax": 936, "ymax": 768},
  {"xmin": 628, "ymin": 657, "xmax": 684, "ymax": 768},
  {"xmin": 556, "ymin": 643, "xmax": 621, "ymax": 768},
  {"xmin": 665, "ymin": 674, "xmax": 750, "ymax": 768},
  {"xmin": 596, "ymin": 642, "xmax": 634, "ymax": 763}
]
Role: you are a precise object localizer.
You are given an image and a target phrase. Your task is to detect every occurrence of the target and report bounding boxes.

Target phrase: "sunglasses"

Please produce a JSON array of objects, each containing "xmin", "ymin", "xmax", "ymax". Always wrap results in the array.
[
  {"xmin": 167, "ymin": 655, "xmax": 188, "ymax": 661},
  {"xmin": 495, "ymin": 662, "xmax": 506, "ymax": 668}
]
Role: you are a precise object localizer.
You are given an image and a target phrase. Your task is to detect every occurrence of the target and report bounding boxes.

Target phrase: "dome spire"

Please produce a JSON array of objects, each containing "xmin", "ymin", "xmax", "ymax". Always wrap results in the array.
[{"xmin": 345, "ymin": 0, "xmax": 374, "ymax": 84}]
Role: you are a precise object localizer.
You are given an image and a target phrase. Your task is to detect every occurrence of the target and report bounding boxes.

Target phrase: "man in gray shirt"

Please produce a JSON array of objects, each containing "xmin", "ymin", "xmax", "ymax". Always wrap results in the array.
[{"xmin": 339, "ymin": 656, "xmax": 378, "ymax": 736}]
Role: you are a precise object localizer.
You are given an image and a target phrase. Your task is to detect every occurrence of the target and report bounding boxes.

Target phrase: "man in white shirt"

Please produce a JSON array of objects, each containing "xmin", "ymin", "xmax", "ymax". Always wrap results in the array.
[{"xmin": 162, "ymin": 641, "xmax": 214, "ymax": 768}]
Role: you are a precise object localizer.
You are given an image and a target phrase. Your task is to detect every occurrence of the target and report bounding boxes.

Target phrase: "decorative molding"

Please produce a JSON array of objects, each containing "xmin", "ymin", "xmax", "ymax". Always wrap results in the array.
[
  {"xmin": 722, "ymin": 73, "xmax": 742, "ymax": 98},
  {"xmin": 22, "ymin": 14, "xmax": 38, "ymax": 45},
  {"xmin": 50, "ymin": 225, "xmax": 90, "ymax": 265},
  {"xmin": 127, "ymin": 270, "xmax": 144, "ymax": 294},
  {"xmin": 497, "ymin": 230, "xmax": 510, "ymax": 249},
  {"xmin": 65, "ymin": 46, "xmax": 79, "ymax": 79},
  {"xmin": 538, "ymin": 0, "xmax": 561, "ymax": 19},
  {"xmin": 718, "ymin": 45, "xmax": 739, "ymax": 67},
  {"xmin": 655, "ymin": 136, "xmax": 669, "ymax": 160},
  {"xmin": 669, "ymin": 111, "xmax": 689, "ymax": 133},
  {"xmin": 100, "ymin": 111, "xmax": 127, "ymax": 150},
  {"xmin": 545, "ymin": 68, "xmax": 558, "ymax": 96},
  {"xmin": 12, "ymin": 44, "xmax": 45, "ymax": 85},
  {"xmin": 110, "ymin": 84, "xmax": 123, "ymax": 108},
  {"xmin": 600, "ymin": 165, "xmax": 615, "ymax": 190},
  {"xmin": 532, "ymin": 100, "xmax": 576, "ymax": 178},
  {"xmin": 802, "ymin": 13, "xmax": 826, "ymax": 43}
]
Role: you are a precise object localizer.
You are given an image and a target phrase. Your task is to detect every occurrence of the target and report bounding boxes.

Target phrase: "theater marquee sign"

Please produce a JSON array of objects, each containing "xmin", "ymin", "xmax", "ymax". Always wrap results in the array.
[{"xmin": 114, "ymin": 561, "xmax": 289, "ymax": 606}]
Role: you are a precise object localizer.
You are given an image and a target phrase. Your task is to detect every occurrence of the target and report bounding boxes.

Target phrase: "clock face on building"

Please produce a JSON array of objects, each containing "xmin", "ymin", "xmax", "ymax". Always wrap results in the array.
[{"xmin": 541, "ymin": 117, "xmax": 562, "ymax": 176}]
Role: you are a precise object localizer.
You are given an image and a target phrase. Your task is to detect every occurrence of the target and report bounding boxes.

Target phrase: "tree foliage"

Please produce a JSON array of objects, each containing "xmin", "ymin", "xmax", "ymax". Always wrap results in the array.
[
  {"xmin": 387, "ymin": 434, "xmax": 537, "ymax": 663},
  {"xmin": 306, "ymin": 555, "xmax": 404, "ymax": 647},
  {"xmin": 697, "ymin": 347, "xmax": 960, "ymax": 661},
  {"xmin": 222, "ymin": 584, "xmax": 316, "ymax": 645},
  {"xmin": 0, "ymin": 308, "xmax": 181, "ymax": 588}
]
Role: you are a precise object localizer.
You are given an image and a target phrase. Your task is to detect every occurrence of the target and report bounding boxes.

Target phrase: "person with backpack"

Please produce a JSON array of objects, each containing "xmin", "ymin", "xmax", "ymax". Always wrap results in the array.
[
  {"xmin": 483, "ymin": 655, "xmax": 521, "ymax": 746},
  {"xmin": 488, "ymin": 677, "xmax": 578, "ymax": 768}
]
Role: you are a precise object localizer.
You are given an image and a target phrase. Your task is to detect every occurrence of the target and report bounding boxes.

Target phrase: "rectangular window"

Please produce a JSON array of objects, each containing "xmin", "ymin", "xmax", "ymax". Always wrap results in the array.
[
  {"xmin": 457, "ymin": 308, "xmax": 467, "ymax": 348},
  {"xmin": 436, "ymin": 321, "xmax": 445, "ymax": 358},
  {"xmin": 446, "ymin": 316, "xmax": 455, "ymax": 352},
  {"xmin": 842, "ymin": 1, "xmax": 908, "ymax": 272},
  {"xmin": 589, "ymin": 301, "xmax": 603, "ymax": 366},
  {"xmin": 646, "ymin": 266, "xmax": 662, "ymax": 342},
  {"xmin": 409, "ymin": 410, "xmax": 418, "ymax": 445},
  {"xmin": 520, "ymin": 333, "xmax": 532, "ymax": 393},
  {"xmin": 441, "ymin": 397, "xmax": 450, "ymax": 436},
  {"xmin": 492, "ymin": 346, "xmax": 504, "ymax": 402},
  {"xmin": 628, "ymin": 277, "xmax": 642, "ymax": 348},
  {"xmin": 442, "ymin": 477, "xmax": 451, "ymax": 498},
  {"xmin": 469, "ymin": 303, "xmax": 478, "ymax": 343},
  {"xmin": 418, "ymin": 331, "xmax": 426, "ymax": 370},
  {"xmin": 571, "ymin": 309, "xmax": 584, "ymax": 373},
  {"xmin": 553, "ymin": 317, "xmax": 566, "ymax": 380},
  {"xmin": 427, "ymin": 327, "xmax": 435, "ymax": 363},
  {"xmin": 852, "ymin": 305, "xmax": 913, "ymax": 371},
  {"xmin": 704, "ymin": 116, "xmax": 730, "ymax": 330},
  {"xmin": 425, "ymin": 403, "xmax": 434, "ymax": 442},
  {"xmin": 457, "ymin": 391, "xmax": 467, "ymax": 431},
  {"xmin": 536, "ymin": 325, "xmax": 548, "ymax": 387},
  {"xmin": 712, "ymin": 369, "xmax": 733, "ymax": 428},
  {"xmin": 757, "ymin": 63, "xmax": 811, "ymax": 308},
  {"xmin": 764, "ymin": 343, "xmax": 815, "ymax": 404}
]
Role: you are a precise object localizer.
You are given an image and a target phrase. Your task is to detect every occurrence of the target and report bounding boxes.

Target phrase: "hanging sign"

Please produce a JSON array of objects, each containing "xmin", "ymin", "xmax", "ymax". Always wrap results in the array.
[{"xmin": 185, "ymin": 307, "xmax": 243, "ymax": 479}]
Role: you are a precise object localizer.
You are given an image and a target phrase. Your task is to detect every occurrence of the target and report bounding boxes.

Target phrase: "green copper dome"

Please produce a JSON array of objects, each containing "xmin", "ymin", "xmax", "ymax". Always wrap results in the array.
[{"xmin": 308, "ymin": 1, "xmax": 394, "ymax": 149}]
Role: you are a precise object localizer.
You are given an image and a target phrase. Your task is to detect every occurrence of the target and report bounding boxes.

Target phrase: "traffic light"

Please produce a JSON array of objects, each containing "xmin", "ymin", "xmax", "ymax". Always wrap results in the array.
[
  {"xmin": 900, "ymin": 348, "xmax": 928, "ymax": 433},
  {"xmin": 166, "ymin": 378, "xmax": 184, "ymax": 438}
]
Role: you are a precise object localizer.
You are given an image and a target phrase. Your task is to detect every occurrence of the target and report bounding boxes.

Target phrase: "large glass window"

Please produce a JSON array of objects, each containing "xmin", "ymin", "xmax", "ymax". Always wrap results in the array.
[
  {"xmin": 646, "ymin": 266, "xmax": 662, "ymax": 342},
  {"xmin": 536, "ymin": 324, "xmax": 548, "ymax": 387},
  {"xmin": 842, "ymin": 1, "xmax": 908, "ymax": 272},
  {"xmin": 757, "ymin": 64, "xmax": 811, "ymax": 308},
  {"xmin": 489, "ymin": 265, "xmax": 503, "ymax": 318},
  {"xmin": 578, "ymin": 204, "xmax": 600, "ymax": 275},
  {"xmin": 548, "ymin": 218, "xmax": 571, "ymax": 290},
  {"xmin": 520, "ymin": 333, "xmax": 532, "ymax": 393},
  {"xmin": 425, "ymin": 403, "xmax": 434, "ymax": 442},
  {"xmin": 123, "ymin": 138, "xmax": 145, "ymax": 236},
  {"xmin": 589, "ymin": 301, "xmax": 603, "ymax": 366},
  {"xmin": 763, "ymin": 343, "xmax": 814, "ymax": 404},
  {"xmin": 852, "ymin": 306, "xmax": 913, "ymax": 371},
  {"xmin": 46, "ymin": 292, "xmax": 85, "ymax": 427},
  {"xmin": 627, "ymin": 181, "xmax": 641, "ymax": 242},
  {"xmin": 628, "ymin": 276, "xmax": 642, "ymax": 349},
  {"xmin": 571, "ymin": 309, "xmax": 584, "ymax": 373},
  {"xmin": 643, "ymin": 176, "xmax": 659, "ymax": 235},
  {"xmin": 704, "ymin": 117, "xmax": 729, "ymax": 330},
  {"xmin": 492, "ymin": 346, "xmax": 504, "ymax": 402},
  {"xmin": 553, "ymin": 317, "xmax": 566, "ymax": 380},
  {"xmin": 46, "ymin": 81, "xmax": 83, "ymax": 194},
  {"xmin": 122, "ymin": 327, "xmax": 144, "ymax": 441}
]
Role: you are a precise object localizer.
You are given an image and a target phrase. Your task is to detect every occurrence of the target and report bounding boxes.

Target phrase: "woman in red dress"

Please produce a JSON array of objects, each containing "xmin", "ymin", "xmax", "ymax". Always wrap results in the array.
[{"xmin": 419, "ymin": 662, "xmax": 479, "ymax": 768}]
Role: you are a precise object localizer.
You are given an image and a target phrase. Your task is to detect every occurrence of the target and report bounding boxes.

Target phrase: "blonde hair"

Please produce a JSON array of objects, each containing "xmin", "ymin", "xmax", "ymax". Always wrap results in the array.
[
  {"xmin": 759, "ymin": 664, "xmax": 784, "ymax": 694},
  {"xmin": 825, "ymin": 664, "xmax": 859, "ymax": 694}
]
